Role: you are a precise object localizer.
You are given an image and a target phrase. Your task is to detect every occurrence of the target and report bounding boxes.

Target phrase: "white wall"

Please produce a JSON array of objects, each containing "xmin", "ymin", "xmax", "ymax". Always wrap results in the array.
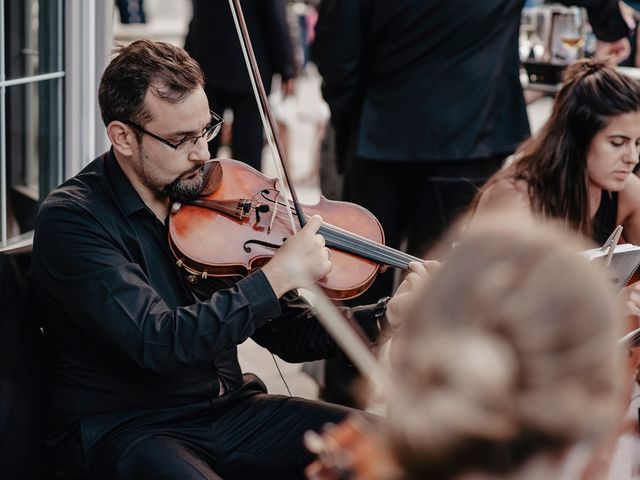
[
  {"xmin": 113, "ymin": 0, "xmax": 192, "ymax": 47},
  {"xmin": 65, "ymin": 0, "xmax": 112, "ymax": 176}
]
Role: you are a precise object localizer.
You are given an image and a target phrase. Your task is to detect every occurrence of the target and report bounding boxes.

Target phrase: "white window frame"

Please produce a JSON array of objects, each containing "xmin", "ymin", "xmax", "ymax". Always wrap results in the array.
[{"xmin": 64, "ymin": 0, "xmax": 112, "ymax": 179}]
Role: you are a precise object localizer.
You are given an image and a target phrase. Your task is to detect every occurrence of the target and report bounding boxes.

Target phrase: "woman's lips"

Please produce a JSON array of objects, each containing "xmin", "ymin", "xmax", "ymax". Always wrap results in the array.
[{"xmin": 614, "ymin": 171, "xmax": 631, "ymax": 181}]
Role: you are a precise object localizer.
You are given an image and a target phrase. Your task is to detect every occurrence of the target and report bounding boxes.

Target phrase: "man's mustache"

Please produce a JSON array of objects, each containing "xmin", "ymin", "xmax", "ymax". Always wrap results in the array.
[{"xmin": 181, "ymin": 164, "xmax": 205, "ymax": 179}]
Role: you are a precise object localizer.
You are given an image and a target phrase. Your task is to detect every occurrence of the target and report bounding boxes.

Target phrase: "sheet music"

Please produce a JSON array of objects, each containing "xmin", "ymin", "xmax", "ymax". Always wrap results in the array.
[{"xmin": 581, "ymin": 244, "xmax": 640, "ymax": 292}]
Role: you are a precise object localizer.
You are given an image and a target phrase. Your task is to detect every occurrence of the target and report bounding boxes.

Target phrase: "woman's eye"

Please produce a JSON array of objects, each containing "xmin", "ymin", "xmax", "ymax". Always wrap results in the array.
[{"xmin": 611, "ymin": 141, "xmax": 624, "ymax": 147}]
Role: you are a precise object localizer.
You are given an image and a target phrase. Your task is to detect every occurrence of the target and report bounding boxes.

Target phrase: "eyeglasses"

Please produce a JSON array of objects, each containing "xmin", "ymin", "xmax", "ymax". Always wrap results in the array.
[{"xmin": 124, "ymin": 110, "xmax": 224, "ymax": 152}]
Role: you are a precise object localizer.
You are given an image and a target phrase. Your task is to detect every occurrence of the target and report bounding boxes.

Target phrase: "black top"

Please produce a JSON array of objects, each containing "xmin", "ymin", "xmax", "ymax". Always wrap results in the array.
[
  {"xmin": 314, "ymin": 0, "xmax": 628, "ymax": 164},
  {"xmin": 592, "ymin": 190, "xmax": 619, "ymax": 245},
  {"xmin": 30, "ymin": 150, "xmax": 379, "ymax": 453}
]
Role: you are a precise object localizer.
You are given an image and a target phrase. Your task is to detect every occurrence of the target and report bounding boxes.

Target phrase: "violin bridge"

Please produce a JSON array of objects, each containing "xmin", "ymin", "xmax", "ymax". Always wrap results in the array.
[{"xmin": 268, "ymin": 193, "xmax": 279, "ymax": 234}]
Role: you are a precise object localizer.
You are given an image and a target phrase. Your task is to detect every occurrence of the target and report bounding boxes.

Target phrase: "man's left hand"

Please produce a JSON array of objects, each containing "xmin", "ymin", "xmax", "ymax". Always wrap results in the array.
[
  {"xmin": 386, "ymin": 261, "xmax": 437, "ymax": 330},
  {"xmin": 595, "ymin": 37, "xmax": 632, "ymax": 65}
]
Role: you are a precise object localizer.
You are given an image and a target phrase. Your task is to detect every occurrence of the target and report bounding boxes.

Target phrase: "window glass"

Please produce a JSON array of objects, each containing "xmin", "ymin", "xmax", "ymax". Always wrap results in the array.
[
  {"xmin": 5, "ymin": 79, "xmax": 63, "ymax": 239},
  {"xmin": 4, "ymin": 0, "xmax": 63, "ymax": 81},
  {"xmin": 2, "ymin": 0, "xmax": 64, "ymax": 245}
]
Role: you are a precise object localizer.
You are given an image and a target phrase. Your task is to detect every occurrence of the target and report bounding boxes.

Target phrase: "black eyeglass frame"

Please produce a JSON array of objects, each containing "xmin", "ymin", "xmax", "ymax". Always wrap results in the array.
[{"xmin": 123, "ymin": 110, "xmax": 224, "ymax": 151}]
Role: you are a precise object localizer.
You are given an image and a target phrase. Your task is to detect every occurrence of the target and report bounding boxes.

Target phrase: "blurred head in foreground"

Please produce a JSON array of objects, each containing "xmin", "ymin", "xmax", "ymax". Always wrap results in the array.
[{"xmin": 387, "ymin": 212, "xmax": 624, "ymax": 480}]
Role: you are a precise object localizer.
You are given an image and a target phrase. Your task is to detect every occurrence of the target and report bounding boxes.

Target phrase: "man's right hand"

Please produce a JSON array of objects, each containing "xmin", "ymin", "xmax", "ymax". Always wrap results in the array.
[{"xmin": 261, "ymin": 215, "xmax": 332, "ymax": 298}]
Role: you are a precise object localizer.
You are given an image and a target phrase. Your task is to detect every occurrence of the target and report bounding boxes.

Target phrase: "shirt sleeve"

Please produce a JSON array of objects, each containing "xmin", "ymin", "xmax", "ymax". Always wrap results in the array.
[
  {"xmin": 559, "ymin": 0, "xmax": 629, "ymax": 41},
  {"xmin": 251, "ymin": 289, "xmax": 380, "ymax": 362},
  {"xmin": 31, "ymin": 204, "xmax": 281, "ymax": 374}
]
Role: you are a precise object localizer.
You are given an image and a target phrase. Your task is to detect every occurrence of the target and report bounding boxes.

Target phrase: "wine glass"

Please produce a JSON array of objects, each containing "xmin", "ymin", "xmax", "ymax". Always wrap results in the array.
[{"xmin": 556, "ymin": 11, "xmax": 584, "ymax": 61}]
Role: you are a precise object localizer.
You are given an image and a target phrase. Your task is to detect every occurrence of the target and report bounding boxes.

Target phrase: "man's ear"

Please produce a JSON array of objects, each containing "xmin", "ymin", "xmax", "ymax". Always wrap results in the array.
[{"xmin": 107, "ymin": 121, "xmax": 137, "ymax": 157}]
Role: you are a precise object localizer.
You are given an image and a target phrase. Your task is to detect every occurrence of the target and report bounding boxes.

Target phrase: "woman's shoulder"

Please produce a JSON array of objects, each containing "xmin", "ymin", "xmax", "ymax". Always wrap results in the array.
[{"xmin": 477, "ymin": 178, "xmax": 531, "ymax": 213}]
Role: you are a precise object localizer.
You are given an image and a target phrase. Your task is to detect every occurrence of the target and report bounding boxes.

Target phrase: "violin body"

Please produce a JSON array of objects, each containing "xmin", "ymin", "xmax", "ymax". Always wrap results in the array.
[{"xmin": 169, "ymin": 159, "xmax": 384, "ymax": 299}]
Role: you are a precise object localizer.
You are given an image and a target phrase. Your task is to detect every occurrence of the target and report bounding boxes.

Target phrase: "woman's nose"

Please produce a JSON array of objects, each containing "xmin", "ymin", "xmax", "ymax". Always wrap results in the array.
[{"xmin": 629, "ymin": 144, "xmax": 640, "ymax": 165}]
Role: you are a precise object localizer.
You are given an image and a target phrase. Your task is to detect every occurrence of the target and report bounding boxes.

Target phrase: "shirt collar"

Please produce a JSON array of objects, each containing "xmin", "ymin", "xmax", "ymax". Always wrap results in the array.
[{"xmin": 103, "ymin": 148, "xmax": 149, "ymax": 217}]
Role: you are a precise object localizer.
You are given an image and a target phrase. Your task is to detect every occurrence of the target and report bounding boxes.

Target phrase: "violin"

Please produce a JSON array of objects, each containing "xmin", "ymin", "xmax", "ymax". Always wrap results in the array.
[
  {"xmin": 168, "ymin": 158, "xmax": 421, "ymax": 299},
  {"xmin": 304, "ymin": 415, "xmax": 402, "ymax": 480}
]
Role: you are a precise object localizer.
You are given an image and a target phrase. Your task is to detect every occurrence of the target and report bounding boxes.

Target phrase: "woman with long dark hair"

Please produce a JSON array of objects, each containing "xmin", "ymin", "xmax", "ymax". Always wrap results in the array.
[
  {"xmin": 473, "ymin": 58, "xmax": 640, "ymax": 313},
  {"xmin": 475, "ymin": 59, "xmax": 640, "ymax": 243}
]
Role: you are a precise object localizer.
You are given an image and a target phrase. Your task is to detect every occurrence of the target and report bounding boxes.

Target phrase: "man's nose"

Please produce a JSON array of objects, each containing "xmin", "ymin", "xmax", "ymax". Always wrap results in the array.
[{"xmin": 189, "ymin": 136, "xmax": 211, "ymax": 162}]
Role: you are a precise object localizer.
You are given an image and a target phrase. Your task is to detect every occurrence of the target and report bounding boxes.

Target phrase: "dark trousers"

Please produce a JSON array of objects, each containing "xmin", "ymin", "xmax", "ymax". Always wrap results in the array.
[
  {"xmin": 321, "ymin": 157, "xmax": 504, "ymax": 406},
  {"xmin": 206, "ymin": 88, "xmax": 266, "ymax": 172},
  {"xmin": 73, "ymin": 375, "xmax": 354, "ymax": 480}
]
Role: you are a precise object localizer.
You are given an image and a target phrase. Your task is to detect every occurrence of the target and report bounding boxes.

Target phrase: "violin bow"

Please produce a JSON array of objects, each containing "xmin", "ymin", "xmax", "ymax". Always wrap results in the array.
[
  {"xmin": 227, "ymin": 0, "xmax": 305, "ymax": 233},
  {"xmin": 303, "ymin": 282, "xmax": 395, "ymax": 399},
  {"xmin": 227, "ymin": 0, "xmax": 394, "ymax": 399}
]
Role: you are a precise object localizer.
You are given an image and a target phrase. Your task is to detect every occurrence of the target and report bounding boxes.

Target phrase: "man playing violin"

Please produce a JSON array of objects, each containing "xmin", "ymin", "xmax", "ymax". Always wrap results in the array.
[{"xmin": 30, "ymin": 39, "xmax": 427, "ymax": 480}]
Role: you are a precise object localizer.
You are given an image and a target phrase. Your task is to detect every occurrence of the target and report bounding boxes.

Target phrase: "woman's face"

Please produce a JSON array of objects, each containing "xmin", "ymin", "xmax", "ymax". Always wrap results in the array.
[{"xmin": 586, "ymin": 111, "xmax": 640, "ymax": 192}]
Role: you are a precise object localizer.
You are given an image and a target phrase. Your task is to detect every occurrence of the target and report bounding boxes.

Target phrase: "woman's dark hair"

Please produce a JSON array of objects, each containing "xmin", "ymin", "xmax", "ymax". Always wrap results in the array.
[
  {"xmin": 479, "ymin": 59, "xmax": 640, "ymax": 237},
  {"xmin": 98, "ymin": 39, "xmax": 205, "ymax": 128}
]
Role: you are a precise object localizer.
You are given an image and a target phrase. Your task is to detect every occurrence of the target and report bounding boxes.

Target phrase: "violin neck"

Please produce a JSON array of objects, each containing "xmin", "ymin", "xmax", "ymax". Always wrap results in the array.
[{"xmin": 319, "ymin": 224, "xmax": 423, "ymax": 269}]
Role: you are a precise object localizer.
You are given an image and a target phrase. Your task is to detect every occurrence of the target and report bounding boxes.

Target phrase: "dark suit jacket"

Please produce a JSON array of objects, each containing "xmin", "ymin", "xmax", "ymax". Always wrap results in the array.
[
  {"xmin": 314, "ymin": 0, "xmax": 628, "ymax": 165},
  {"xmin": 185, "ymin": 0, "xmax": 296, "ymax": 94}
]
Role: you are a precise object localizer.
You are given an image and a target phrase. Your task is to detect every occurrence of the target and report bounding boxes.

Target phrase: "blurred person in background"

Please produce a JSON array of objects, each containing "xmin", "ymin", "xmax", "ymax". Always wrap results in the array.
[
  {"xmin": 305, "ymin": 212, "xmax": 625, "ymax": 480},
  {"xmin": 115, "ymin": 0, "xmax": 146, "ymax": 24},
  {"xmin": 385, "ymin": 213, "xmax": 624, "ymax": 480},
  {"xmin": 185, "ymin": 0, "xmax": 297, "ymax": 171},
  {"xmin": 312, "ymin": 0, "xmax": 630, "ymax": 408},
  {"xmin": 601, "ymin": 1, "xmax": 640, "ymax": 66}
]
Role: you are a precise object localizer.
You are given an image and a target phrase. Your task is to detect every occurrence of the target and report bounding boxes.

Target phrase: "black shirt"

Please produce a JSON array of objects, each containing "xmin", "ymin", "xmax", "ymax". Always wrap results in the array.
[
  {"xmin": 592, "ymin": 190, "xmax": 618, "ymax": 245},
  {"xmin": 30, "ymin": 150, "xmax": 379, "ymax": 453}
]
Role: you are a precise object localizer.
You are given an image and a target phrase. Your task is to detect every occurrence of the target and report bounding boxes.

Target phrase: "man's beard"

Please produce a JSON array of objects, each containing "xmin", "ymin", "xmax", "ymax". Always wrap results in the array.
[
  {"xmin": 137, "ymin": 145, "xmax": 205, "ymax": 203},
  {"xmin": 162, "ymin": 168, "xmax": 204, "ymax": 203}
]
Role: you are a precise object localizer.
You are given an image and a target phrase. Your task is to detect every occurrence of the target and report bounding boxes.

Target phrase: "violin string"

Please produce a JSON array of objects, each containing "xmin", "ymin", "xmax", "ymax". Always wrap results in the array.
[
  {"xmin": 266, "ymin": 208, "xmax": 421, "ymax": 264},
  {"xmin": 323, "ymin": 230, "xmax": 414, "ymax": 268},
  {"xmin": 265, "ymin": 214, "xmax": 418, "ymax": 267},
  {"xmin": 263, "ymin": 210, "xmax": 422, "ymax": 268},
  {"xmin": 265, "ymin": 215, "xmax": 384, "ymax": 260},
  {"xmin": 321, "ymin": 223, "xmax": 423, "ymax": 265},
  {"xmin": 253, "ymin": 197, "xmax": 421, "ymax": 266}
]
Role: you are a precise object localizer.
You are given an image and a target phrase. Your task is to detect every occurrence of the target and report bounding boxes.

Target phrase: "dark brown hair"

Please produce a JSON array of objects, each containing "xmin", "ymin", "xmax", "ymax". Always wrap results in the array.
[
  {"xmin": 98, "ymin": 39, "xmax": 205, "ymax": 127},
  {"xmin": 477, "ymin": 59, "xmax": 640, "ymax": 238}
]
